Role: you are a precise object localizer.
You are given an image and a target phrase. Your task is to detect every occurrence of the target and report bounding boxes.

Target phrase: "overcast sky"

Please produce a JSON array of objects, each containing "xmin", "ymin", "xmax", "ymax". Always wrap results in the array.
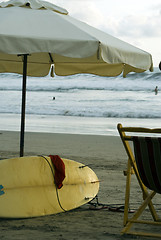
[{"xmin": 52, "ymin": 0, "xmax": 161, "ymax": 67}]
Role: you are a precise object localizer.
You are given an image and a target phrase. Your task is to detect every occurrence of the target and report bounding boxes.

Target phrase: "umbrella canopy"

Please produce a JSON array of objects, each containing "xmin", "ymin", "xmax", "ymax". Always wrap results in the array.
[
  {"xmin": 0, "ymin": 0, "xmax": 153, "ymax": 77},
  {"xmin": 0, "ymin": 0, "xmax": 153, "ymax": 156}
]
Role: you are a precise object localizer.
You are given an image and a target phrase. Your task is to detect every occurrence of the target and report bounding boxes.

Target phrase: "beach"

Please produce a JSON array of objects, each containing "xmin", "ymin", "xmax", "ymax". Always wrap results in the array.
[
  {"xmin": 0, "ymin": 1, "xmax": 160, "ymax": 238},
  {"xmin": 0, "ymin": 131, "xmax": 161, "ymax": 240}
]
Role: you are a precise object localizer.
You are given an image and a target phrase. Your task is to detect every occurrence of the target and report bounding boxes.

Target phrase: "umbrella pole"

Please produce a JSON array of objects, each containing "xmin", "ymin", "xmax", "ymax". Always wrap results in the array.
[{"xmin": 20, "ymin": 54, "xmax": 28, "ymax": 157}]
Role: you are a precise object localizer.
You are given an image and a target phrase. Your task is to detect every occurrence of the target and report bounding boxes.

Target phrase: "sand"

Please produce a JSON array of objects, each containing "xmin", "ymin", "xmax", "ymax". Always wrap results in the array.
[{"xmin": 0, "ymin": 131, "xmax": 160, "ymax": 240}]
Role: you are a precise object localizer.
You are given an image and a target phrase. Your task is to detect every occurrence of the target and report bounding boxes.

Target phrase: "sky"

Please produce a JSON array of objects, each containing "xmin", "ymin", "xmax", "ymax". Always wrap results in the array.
[{"xmin": 51, "ymin": 0, "xmax": 161, "ymax": 67}]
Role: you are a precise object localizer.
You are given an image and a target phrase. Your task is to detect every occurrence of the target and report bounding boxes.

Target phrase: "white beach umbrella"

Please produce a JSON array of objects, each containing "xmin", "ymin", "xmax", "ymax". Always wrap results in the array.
[{"xmin": 0, "ymin": 0, "xmax": 153, "ymax": 156}]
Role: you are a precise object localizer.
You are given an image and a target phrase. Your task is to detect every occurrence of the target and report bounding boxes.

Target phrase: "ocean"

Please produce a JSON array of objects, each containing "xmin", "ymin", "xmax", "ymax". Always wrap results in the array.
[{"xmin": 0, "ymin": 67, "xmax": 161, "ymax": 136}]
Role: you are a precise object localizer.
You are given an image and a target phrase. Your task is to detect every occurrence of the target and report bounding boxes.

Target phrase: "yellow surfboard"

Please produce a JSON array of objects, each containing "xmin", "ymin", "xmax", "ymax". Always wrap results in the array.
[{"xmin": 0, "ymin": 156, "xmax": 99, "ymax": 218}]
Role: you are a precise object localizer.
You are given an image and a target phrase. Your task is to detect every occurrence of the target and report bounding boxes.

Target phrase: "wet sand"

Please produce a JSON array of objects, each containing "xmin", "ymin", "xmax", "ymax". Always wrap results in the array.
[{"xmin": 0, "ymin": 131, "xmax": 160, "ymax": 240}]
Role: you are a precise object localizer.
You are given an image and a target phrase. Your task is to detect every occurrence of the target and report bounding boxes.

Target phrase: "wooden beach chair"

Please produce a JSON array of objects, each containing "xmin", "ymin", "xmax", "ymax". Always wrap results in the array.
[{"xmin": 117, "ymin": 123, "xmax": 161, "ymax": 238}]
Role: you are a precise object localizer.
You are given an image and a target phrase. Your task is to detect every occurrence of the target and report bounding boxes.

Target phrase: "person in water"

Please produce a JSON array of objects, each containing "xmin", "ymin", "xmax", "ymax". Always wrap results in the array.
[
  {"xmin": 159, "ymin": 61, "xmax": 161, "ymax": 71},
  {"xmin": 155, "ymin": 86, "xmax": 158, "ymax": 95}
]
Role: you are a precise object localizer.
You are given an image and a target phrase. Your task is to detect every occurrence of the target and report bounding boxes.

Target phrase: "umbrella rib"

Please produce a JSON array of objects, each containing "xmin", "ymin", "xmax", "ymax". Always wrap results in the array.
[{"xmin": 48, "ymin": 53, "xmax": 54, "ymax": 63}]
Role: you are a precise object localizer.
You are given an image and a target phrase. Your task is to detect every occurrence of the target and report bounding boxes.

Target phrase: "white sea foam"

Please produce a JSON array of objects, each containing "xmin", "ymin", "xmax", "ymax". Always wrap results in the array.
[{"xmin": 0, "ymin": 68, "xmax": 161, "ymax": 134}]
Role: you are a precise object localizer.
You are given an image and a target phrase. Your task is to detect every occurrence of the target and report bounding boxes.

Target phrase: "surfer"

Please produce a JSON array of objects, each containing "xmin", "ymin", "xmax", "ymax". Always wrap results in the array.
[{"xmin": 155, "ymin": 86, "xmax": 158, "ymax": 95}]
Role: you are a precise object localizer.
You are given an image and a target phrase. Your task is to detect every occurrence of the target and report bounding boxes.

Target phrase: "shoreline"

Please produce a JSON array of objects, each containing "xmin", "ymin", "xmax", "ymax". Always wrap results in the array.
[{"xmin": 1, "ymin": 113, "xmax": 161, "ymax": 137}]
